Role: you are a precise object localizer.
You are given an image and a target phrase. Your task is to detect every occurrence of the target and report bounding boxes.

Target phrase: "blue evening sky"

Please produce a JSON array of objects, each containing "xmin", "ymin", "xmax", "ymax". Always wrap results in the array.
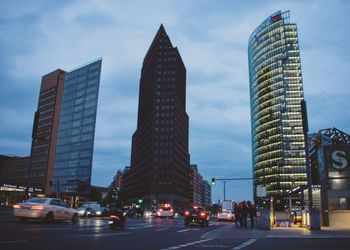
[{"xmin": 0, "ymin": 0, "xmax": 349, "ymax": 203}]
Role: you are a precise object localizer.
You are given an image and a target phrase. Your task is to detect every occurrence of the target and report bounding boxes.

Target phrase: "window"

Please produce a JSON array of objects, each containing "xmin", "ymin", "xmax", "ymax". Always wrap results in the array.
[
  {"xmin": 81, "ymin": 133, "xmax": 93, "ymax": 141},
  {"xmin": 82, "ymin": 125, "xmax": 93, "ymax": 133},
  {"xmin": 76, "ymin": 90, "xmax": 85, "ymax": 97},
  {"xmin": 72, "ymin": 121, "xmax": 81, "ymax": 127},
  {"xmin": 75, "ymin": 98, "xmax": 84, "ymax": 105},
  {"xmin": 71, "ymin": 136, "xmax": 80, "ymax": 143}
]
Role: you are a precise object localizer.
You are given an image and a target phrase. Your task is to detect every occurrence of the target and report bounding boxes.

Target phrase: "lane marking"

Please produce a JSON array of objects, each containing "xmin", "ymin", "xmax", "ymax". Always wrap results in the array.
[
  {"xmin": 0, "ymin": 240, "xmax": 27, "ymax": 244},
  {"xmin": 23, "ymin": 228, "xmax": 71, "ymax": 231},
  {"xmin": 74, "ymin": 232, "xmax": 131, "ymax": 238},
  {"xmin": 231, "ymin": 239, "xmax": 257, "ymax": 250},
  {"xmin": 129, "ymin": 225, "xmax": 155, "ymax": 230},
  {"xmin": 155, "ymin": 228, "xmax": 170, "ymax": 231},
  {"xmin": 160, "ymin": 238, "xmax": 212, "ymax": 250},
  {"xmin": 177, "ymin": 228, "xmax": 199, "ymax": 233},
  {"xmin": 93, "ymin": 232, "xmax": 132, "ymax": 237}
]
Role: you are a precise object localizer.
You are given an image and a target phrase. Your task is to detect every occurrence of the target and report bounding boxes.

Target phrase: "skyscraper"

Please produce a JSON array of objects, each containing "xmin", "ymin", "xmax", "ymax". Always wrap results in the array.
[
  {"xmin": 52, "ymin": 59, "xmax": 102, "ymax": 203},
  {"xmin": 29, "ymin": 69, "xmax": 66, "ymax": 195},
  {"xmin": 121, "ymin": 25, "xmax": 190, "ymax": 208},
  {"xmin": 248, "ymin": 11, "xmax": 307, "ymax": 210}
]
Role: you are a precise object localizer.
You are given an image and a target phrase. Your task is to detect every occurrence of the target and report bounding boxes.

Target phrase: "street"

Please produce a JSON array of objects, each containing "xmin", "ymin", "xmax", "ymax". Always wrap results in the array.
[{"xmin": 1, "ymin": 208, "xmax": 350, "ymax": 250}]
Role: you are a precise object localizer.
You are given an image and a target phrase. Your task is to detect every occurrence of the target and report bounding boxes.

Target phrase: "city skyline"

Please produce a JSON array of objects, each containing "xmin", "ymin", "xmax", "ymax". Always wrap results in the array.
[{"xmin": 1, "ymin": 0, "xmax": 350, "ymax": 203}]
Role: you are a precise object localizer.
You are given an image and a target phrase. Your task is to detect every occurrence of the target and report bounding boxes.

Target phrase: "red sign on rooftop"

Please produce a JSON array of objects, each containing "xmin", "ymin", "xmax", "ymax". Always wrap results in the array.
[{"xmin": 272, "ymin": 14, "xmax": 282, "ymax": 23}]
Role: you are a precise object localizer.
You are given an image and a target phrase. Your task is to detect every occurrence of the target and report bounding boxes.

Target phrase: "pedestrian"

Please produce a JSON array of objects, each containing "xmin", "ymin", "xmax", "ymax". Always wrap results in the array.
[
  {"xmin": 238, "ymin": 202, "xmax": 244, "ymax": 227},
  {"xmin": 233, "ymin": 203, "xmax": 240, "ymax": 228},
  {"xmin": 241, "ymin": 201, "xmax": 248, "ymax": 228},
  {"xmin": 247, "ymin": 201, "xmax": 257, "ymax": 228}
]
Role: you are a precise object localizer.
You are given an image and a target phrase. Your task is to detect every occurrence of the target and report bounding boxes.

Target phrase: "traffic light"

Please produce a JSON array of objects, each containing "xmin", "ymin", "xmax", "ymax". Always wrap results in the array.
[
  {"xmin": 211, "ymin": 178, "xmax": 215, "ymax": 185},
  {"xmin": 138, "ymin": 198, "xmax": 143, "ymax": 204}
]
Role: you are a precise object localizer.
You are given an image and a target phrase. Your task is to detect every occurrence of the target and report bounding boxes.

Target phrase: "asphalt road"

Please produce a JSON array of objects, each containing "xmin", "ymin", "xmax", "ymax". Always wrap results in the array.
[{"xmin": 1, "ymin": 212, "xmax": 349, "ymax": 250}]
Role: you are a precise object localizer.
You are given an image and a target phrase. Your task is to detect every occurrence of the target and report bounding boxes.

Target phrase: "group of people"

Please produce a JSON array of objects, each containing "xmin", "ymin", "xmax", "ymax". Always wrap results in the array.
[{"xmin": 233, "ymin": 200, "xmax": 257, "ymax": 228}]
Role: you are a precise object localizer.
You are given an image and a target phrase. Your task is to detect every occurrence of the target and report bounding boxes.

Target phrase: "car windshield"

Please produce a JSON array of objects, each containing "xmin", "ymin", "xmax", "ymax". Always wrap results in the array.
[{"xmin": 26, "ymin": 198, "xmax": 48, "ymax": 203}]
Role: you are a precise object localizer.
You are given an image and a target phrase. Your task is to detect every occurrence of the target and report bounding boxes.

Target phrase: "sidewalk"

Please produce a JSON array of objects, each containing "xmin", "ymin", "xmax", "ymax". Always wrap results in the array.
[{"xmin": 202, "ymin": 223, "xmax": 350, "ymax": 240}]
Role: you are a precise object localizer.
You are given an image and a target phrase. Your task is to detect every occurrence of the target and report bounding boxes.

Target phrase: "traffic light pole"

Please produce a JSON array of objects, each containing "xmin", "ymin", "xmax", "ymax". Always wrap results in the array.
[
  {"xmin": 223, "ymin": 181, "xmax": 226, "ymax": 201},
  {"xmin": 211, "ymin": 177, "xmax": 252, "ymax": 201}
]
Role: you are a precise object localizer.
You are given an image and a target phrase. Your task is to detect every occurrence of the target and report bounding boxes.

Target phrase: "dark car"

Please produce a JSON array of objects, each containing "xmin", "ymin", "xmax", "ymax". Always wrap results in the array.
[{"xmin": 184, "ymin": 206, "xmax": 210, "ymax": 227}]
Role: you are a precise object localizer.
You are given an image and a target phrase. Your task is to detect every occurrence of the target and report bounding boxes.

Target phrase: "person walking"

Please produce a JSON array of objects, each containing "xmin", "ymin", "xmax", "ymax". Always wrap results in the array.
[
  {"xmin": 241, "ymin": 201, "xmax": 248, "ymax": 228},
  {"xmin": 233, "ymin": 203, "xmax": 240, "ymax": 228},
  {"xmin": 247, "ymin": 200, "xmax": 257, "ymax": 228}
]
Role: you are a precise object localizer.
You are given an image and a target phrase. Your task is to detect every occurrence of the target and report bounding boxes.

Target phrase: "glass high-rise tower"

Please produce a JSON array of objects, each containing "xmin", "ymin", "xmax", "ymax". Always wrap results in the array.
[
  {"xmin": 53, "ymin": 59, "xmax": 102, "ymax": 201},
  {"xmin": 248, "ymin": 11, "xmax": 307, "ymax": 209}
]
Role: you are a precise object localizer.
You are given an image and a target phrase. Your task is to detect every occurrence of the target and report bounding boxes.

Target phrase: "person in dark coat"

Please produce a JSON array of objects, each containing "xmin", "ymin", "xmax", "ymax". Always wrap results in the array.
[
  {"xmin": 241, "ymin": 201, "xmax": 248, "ymax": 228},
  {"xmin": 247, "ymin": 201, "xmax": 257, "ymax": 228},
  {"xmin": 233, "ymin": 203, "xmax": 240, "ymax": 228}
]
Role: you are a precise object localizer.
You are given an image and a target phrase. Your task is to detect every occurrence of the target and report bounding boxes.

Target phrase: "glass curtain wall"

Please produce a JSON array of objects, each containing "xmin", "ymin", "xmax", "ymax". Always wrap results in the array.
[
  {"xmin": 53, "ymin": 59, "xmax": 102, "ymax": 197},
  {"xmin": 248, "ymin": 11, "xmax": 307, "ymax": 209}
]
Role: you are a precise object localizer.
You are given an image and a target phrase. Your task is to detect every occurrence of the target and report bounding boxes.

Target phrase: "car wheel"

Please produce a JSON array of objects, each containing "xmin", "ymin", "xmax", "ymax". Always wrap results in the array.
[
  {"xmin": 71, "ymin": 213, "xmax": 78, "ymax": 223},
  {"xmin": 45, "ymin": 212, "xmax": 54, "ymax": 223}
]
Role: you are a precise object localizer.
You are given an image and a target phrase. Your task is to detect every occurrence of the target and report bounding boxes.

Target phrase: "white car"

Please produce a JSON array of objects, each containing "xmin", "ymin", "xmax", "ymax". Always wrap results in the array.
[
  {"xmin": 77, "ymin": 203, "xmax": 102, "ymax": 217},
  {"xmin": 217, "ymin": 210, "xmax": 234, "ymax": 222},
  {"xmin": 156, "ymin": 206, "xmax": 174, "ymax": 218},
  {"xmin": 13, "ymin": 197, "xmax": 78, "ymax": 223}
]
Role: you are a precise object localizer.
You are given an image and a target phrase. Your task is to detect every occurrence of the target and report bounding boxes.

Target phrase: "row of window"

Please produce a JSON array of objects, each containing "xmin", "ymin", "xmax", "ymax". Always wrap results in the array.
[{"xmin": 57, "ymin": 133, "xmax": 93, "ymax": 146}]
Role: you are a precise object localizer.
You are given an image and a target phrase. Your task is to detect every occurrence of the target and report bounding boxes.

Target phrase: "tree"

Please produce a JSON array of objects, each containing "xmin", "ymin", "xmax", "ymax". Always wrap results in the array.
[{"xmin": 89, "ymin": 186, "xmax": 102, "ymax": 202}]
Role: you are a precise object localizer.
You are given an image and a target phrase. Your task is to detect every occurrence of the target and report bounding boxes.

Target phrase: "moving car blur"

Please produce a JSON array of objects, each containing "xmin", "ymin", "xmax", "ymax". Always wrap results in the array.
[{"xmin": 13, "ymin": 197, "xmax": 78, "ymax": 223}]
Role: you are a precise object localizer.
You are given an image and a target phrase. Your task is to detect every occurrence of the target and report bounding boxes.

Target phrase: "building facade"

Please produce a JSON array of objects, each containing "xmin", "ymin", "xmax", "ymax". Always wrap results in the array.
[
  {"xmin": 201, "ymin": 180, "xmax": 212, "ymax": 209},
  {"xmin": 29, "ymin": 69, "xmax": 66, "ymax": 195},
  {"xmin": 248, "ymin": 11, "xmax": 307, "ymax": 210},
  {"xmin": 109, "ymin": 169, "xmax": 123, "ymax": 190},
  {"xmin": 190, "ymin": 165, "xmax": 203, "ymax": 207},
  {"xmin": 0, "ymin": 155, "xmax": 32, "ymax": 205},
  {"xmin": 52, "ymin": 59, "xmax": 102, "ymax": 203},
  {"xmin": 120, "ymin": 25, "xmax": 190, "ymax": 208}
]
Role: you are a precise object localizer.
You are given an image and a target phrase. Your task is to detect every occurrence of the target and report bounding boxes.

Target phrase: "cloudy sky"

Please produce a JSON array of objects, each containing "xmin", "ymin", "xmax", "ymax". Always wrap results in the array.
[{"xmin": 1, "ymin": 0, "xmax": 349, "ymax": 203}]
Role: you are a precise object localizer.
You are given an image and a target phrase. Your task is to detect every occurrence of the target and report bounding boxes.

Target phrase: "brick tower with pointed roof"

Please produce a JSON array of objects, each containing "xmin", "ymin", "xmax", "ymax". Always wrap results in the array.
[{"xmin": 120, "ymin": 25, "xmax": 190, "ymax": 208}]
